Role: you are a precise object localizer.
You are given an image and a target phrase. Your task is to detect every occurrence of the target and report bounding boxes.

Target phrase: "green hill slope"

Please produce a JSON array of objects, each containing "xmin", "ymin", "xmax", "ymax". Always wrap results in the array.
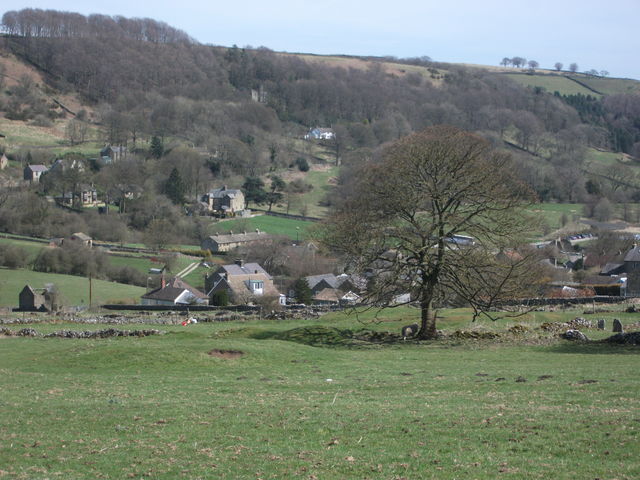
[{"xmin": 0, "ymin": 269, "xmax": 144, "ymax": 307}]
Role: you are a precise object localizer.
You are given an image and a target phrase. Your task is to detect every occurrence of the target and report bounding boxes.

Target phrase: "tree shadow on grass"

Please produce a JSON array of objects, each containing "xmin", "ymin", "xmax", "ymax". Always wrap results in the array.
[
  {"xmin": 546, "ymin": 341, "xmax": 640, "ymax": 355},
  {"xmin": 247, "ymin": 325, "xmax": 399, "ymax": 348}
]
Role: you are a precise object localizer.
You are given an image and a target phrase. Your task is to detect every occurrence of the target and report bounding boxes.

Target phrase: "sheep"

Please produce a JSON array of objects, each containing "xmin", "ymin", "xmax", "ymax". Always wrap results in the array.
[{"xmin": 401, "ymin": 323, "xmax": 419, "ymax": 340}]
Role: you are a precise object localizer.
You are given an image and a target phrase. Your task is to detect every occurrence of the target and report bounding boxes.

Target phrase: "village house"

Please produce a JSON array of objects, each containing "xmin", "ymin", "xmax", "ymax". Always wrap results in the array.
[
  {"xmin": 23, "ymin": 164, "xmax": 48, "ymax": 182},
  {"xmin": 622, "ymin": 245, "xmax": 640, "ymax": 296},
  {"xmin": 55, "ymin": 184, "xmax": 98, "ymax": 207},
  {"xmin": 201, "ymin": 230, "xmax": 273, "ymax": 253},
  {"xmin": 100, "ymin": 145, "xmax": 127, "ymax": 163},
  {"xmin": 200, "ymin": 185, "xmax": 245, "ymax": 216},
  {"xmin": 305, "ymin": 127, "xmax": 335, "ymax": 140},
  {"xmin": 304, "ymin": 273, "xmax": 364, "ymax": 305},
  {"xmin": 141, "ymin": 276, "xmax": 209, "ymax": 306},
  {"xmin": 49, "ymin": 157, "xmax": 86, "ymax": 173},
  {"xmin": 205, "ymin": 259, "xmax": 282, "ymax": 305}
]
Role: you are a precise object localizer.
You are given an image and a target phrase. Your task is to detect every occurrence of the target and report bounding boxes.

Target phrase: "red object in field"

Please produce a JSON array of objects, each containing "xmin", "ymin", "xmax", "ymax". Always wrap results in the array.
[{"xmin": 181, "ymin": 321, "xmax": 188, "ymax": 326}]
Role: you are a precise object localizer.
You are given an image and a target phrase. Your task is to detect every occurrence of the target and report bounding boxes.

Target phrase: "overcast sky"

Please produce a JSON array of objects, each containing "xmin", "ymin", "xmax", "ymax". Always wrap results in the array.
[{"xmin": 4, "ymin": 0, "xmax": 640, "ymax": 80}]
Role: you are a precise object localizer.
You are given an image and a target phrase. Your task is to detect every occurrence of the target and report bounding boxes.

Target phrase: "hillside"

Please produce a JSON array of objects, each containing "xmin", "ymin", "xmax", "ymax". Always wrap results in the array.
[
  {"xmin": 0, "ymin": 268, "xmax": 144, "ymax": 306},
  {"xmin": 1, "ymin": 8, "xmax": 640, "ymax": 258}
]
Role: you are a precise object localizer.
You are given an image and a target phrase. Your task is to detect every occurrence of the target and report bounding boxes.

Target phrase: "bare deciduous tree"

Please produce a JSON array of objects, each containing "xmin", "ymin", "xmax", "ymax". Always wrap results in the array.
[{"xmin": 322, "ymin": 126, "xmax": 539, "ymax": 339}]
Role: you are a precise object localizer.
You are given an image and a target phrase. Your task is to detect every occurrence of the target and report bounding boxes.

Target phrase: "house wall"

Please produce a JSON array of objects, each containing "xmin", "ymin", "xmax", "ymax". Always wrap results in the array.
[
  {"xmin": 141, "ymin": 298, "xmax": 176, "ymax": 306},
  {"xmin": 18, "ymin": 288, "xmax": 44, "ymax": 311},
  {"xmin": 201, "ymin": 238, "xmax": 222, "ymax": 252}
]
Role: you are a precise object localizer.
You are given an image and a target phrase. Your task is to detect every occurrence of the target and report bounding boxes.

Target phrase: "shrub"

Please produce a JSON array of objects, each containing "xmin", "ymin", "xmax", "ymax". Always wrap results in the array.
[
  {"xmin": 210, "ymin": 290, "xmax": 229, "ymax": 306},
  {"xmin": 30, "ymin": 115, "xmax": 53, "ymax": 127},
  {"xmin": 294, "ymin": 157, "xmax": 310, "ymax": 172},
  {"xmin": 288, "ymin": 178, "xmax": 313, "ymax": 194},
  {"xmin": 292, "ymin": 277, "xmax": 313, "ymax": 304},
  {"xmin": 0, "ymin": 244, "xmax": 30, "ymax": 269},
  {"xmin": 108, "ymin": 265, "xmax": 147, "ymax": 286}
]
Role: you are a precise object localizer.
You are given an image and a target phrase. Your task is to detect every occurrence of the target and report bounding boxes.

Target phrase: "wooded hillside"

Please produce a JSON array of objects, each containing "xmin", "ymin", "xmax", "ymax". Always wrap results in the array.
[{"xmin": 1, "ymin": 8, "xmax": 640, "ymax": 222}]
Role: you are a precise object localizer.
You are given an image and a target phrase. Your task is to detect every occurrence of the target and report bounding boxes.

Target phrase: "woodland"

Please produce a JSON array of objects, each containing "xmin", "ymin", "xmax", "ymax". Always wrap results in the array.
[{"xmin": 0, "ymin": 8, "xmax": 640, "ymax": 279}]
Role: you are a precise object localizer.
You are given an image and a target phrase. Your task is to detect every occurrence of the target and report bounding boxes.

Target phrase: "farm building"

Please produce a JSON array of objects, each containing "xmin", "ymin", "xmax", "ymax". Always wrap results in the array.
[
  {"xmin": 201, "ymin": 230, "xmax": 273, "ymax": 253},
  {"xmin": 17, "ymin": 285, "xmax": 58, "ymax": 312}
]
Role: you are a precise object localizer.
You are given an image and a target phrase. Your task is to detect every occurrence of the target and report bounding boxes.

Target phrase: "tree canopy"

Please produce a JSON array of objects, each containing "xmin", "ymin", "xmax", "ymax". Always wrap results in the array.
[{"xmin": 323, "ymin": 126, "xmax": 540, "ymax": 339}]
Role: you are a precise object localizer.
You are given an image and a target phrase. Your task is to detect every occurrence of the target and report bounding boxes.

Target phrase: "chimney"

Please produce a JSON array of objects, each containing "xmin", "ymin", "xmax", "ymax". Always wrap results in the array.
[
  {"xmin": 235, "ymin": 259, "xmax": 244, "ymax": 267},
  {"xmin": 222, "ymin": 185, "xmax": 227, "ymax": 191},
  {"xmin": 161, "ymin": 274, "xmax": 166, "ymax": 289}
]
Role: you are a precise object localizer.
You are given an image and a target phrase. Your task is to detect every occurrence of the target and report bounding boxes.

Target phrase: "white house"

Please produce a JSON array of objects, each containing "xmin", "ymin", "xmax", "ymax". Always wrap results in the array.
[{"xmin": 305, "ymin": 127, "xmax": 335, "ymax": 140}]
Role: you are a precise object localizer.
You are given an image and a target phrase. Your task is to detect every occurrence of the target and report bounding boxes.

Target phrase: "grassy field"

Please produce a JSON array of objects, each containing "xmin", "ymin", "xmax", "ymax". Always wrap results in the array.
[
  {"xmin": 530, "ymin": 203, "xmax": 584, "ymax": 231},
  {"xmin": 503, "ymin": 73, "xmax": 597, "ymax": 96},
  {"xmin": 501, "ymin": 72, "xmax": 640, "ymax": 97},
  {"xmin": 0, "ymin": 236, "xmax": 47, "ymax": 262},
  {"xmin": 0, "ymin": 268, "xmax": 144, "ymax": 306},
  {"xmin": 268, "ymin": 165, "xmax": 339, "ymax": 218},
  {"xmin": 0, "ymin": 117, "xmax": 103, "ymax": 157},
  {"xmin": 211, "ymin": 215, "xmax": 315, "ymax": 240},
  {"xmin": 283, "ymin": 53, "xmax": 446, "ymax": 85},
  {"xmin": 0, "ymin": 307, "xmax": 638, "ymax": 479},
  {"xmin": 568, "ymin": 75, "xmax": 640, "ymax": 96}
]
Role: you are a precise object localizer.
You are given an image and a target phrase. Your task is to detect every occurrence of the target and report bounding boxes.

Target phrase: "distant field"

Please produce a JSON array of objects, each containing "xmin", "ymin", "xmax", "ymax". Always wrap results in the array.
[
  {"xmin": 503, "ymin": 73, "xmax": 596, "ymax": 96},
  {"xmin": 0, "ymin": 307, "xmax": 638, "ymax": 479},
  {"xmin": 529, "ymin": 203, "xmax": 584, "ymax": 235},
  {"xmin": 0, "ymin": 236, "xmax": 47, "ymax": 261},
  {"xmin": 283, "ymin": 53, "xmax": 445, "ymax": 84},
  {"xmin": 211, "ymin": 215, "xmax": 315, "ymax": 240},
  {"xmin": 0, "ymin": 117, "xmax": 102, "ymax": 157},
  {"xmin": 568, "ymin": 75, "xmax": 640, "ymax": 96},
  {"xmin": 269, "ymin": 165, "xmax": 339, "ymax": 218},
  {"xmin": 0, "ymin": 268, "xmax": 144, "ymax": 306}
]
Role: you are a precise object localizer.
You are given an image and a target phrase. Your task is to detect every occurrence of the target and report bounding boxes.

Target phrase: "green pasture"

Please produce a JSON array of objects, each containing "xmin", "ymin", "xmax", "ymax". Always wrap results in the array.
[
  {"xmin": 0, "ymin": 236, "xmax": 47, "ymax": 262},
  {"xmin": 568, "ymin": 75, "xmax": 640, "ymax": 96},
  {"xmin": 0, "ymin": 268, "xmax": 144, "ymax": 306},
  {"xmin": 584, "ymin": 148, "xmax": 640, "ymax": 172},
  {"xmin": 0, "ymin": 306, "xmax": 638, "ymax": 479},
  {"xmin": 503, "ymin": 73, "xmax": 596, "ymax": 96},
  {"xmin": 211, "ymin": 215, "xmax": 315, "ymax": 240},
  {"xmin": 0, "ymin": 118, "xmax": 103, "ymax": 157},
  {"xmin": 268, "ymin": 166, "xmax": 339, "ymax": 218},
  {"xmin": 529, "ymin": 203, "xmax": 584, "ymax": 231}
]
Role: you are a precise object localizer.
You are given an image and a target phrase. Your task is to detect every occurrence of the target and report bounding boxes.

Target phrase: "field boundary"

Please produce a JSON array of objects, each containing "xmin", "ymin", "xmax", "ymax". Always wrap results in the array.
[
  {"xmin": 251, "ymin": 209, "xmax": 321, "ymax": 222},
  {"xmin": 564, "ymin": 75, "xmax": 603, "ymax": 95}
]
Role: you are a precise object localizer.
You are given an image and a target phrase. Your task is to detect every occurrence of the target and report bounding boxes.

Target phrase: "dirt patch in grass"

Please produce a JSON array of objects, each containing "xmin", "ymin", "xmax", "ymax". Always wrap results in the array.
[{"xmin": 208, "ymin": 349, "xmax": 244, "ymax": 359}]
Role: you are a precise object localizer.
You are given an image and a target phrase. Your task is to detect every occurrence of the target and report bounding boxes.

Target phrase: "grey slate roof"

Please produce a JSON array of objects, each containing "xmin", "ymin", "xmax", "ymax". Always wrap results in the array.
[
  {"xmin": 28, "ymin": 164, "xmax": 48, "ymax": 172},
  {"xmin": 600, "ymin": 263, "xmax": 624, "ymax": 275},
  {"xmin": 141, "ymin": 277, "xmax": 208, "ymax": 302},
  {"xmin": 306, "ymin": 274, "xmax": 339, "ymax": 290},
  {"xmin": 217, "ymin": 263, "xmax": 270, "ymax": 278},
  {"xmin": 208, "ymin": 187, "xmax": 241, "ymax": 198},
  {"xmin": 207, "ymin": 232, "xmax": 268, "ymax": 244},
  {"xmin": 305, "ymin": 273, "xmax": 366, "ymax": 291},
  {"xmin": 624, "ymin": 246, "xmax": 640, "ymax": 262}
]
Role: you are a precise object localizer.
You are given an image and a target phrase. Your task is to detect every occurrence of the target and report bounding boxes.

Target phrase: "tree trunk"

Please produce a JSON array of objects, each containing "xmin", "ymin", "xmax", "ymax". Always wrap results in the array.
[{"xmin": 418, "ymin": 294, "xmax": 437, "ymax": 339}]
